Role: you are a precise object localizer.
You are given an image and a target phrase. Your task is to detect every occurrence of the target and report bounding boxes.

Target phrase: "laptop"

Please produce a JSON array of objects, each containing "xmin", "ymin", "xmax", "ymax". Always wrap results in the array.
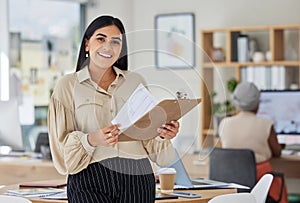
[{"xmin": 168, "ymin": 150, "xmax": 231, "ymax": 189}]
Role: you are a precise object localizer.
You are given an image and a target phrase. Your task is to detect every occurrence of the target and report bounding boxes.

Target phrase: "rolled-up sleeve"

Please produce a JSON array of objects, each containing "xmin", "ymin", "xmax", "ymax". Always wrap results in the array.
[
  {"xmin": 48, "ymin": 95, "xmax": 95, "ymax": 175},
  {"xmin": 142, "ymin": 137, "xmax": 175, "ymax": 167}
]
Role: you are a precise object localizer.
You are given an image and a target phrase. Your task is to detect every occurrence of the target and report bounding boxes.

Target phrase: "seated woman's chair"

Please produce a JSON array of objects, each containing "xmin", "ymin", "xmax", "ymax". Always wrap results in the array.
[
  {"xmin": 209, "ymin": 148, "xmax": 257, "ymax": 192},
  {"xmin": 208, "ymin": 174, "xmax": 274, "ymax": 203},
  {"xmin": 209, "ymin": 148, "xmax": 286, "ymax": 202},
  {"xmin": 0, "ymin": 195, "xmax": 32, "ymax": 203}
]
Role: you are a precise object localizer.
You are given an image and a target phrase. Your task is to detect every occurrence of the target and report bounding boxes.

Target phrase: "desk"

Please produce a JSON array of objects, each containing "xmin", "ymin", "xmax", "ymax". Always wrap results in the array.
[
  {"xmin": 181, "ymin": 153, "xmax": 300, "ymax": 179},
  {"xmin": 0, "ymin": 157, "xmax": 66, "ymax": 185},
  {"xmin": 0, "ymin": 183, "xmax": 236, "ymax": 203},
  {"xmin": 270, "ymin": 154, "xmax": 300, "ymax": 179},
  {"xmin": 2, "ymin": 153, "xmax": 298, "ymax": 183},
  {"xmin": 182, "ymin": 153, "xmax": 300, "ymax": 194},
  {"xmin": 155, "ymin": 189, "xmax": 236, "ymax": 203}
]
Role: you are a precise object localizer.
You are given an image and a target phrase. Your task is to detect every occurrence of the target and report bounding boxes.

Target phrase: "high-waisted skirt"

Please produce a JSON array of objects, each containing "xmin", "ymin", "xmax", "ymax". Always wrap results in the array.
[{"xmin": 67, "ymin": 157, "xmax": 156, "ymax": 203}]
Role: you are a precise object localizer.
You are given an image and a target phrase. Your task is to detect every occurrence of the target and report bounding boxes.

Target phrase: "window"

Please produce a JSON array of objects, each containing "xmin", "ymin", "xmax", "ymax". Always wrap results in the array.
[{"xmin": 8, "ymin": 0, "xmax": 83, "ymax": 150}]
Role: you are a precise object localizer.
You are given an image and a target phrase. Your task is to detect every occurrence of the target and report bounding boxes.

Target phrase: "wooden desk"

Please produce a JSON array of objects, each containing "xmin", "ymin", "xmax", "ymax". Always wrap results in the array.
[
  {"xmin": 155, "ymin": 189, "xmax": 236, "ymax": 203},
  {"xmin": 0, "ymin": 157, "xmax": 66, "ymax": 185},
  {"xmin": 181, "ymin": 153, "xmax": 300, "ymax": 179},
  {"xmin": 270, "ymin": 154, "xmax": 300, "ymax": 179},
  {"xmin": 2, "ymin": 153, "xmax": 298, "ymax": 185},
  {"xmin": 0, "ymin": 183, "xmax": 236, "ymax": 203}
]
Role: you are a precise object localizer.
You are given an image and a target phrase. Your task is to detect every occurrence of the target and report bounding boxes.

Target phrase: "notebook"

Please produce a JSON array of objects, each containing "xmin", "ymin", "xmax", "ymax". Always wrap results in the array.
[
  {"xmin": 168, "ymin": 150, "xmax": 232, "ymax": 189},
  {"xmin": 19, "ymin": 180, "xmax": 67, "ymax": 188}
]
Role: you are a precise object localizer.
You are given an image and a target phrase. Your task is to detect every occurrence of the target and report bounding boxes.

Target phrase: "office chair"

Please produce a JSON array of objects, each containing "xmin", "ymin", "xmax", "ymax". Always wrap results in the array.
[
  {"xmin": 209, "ymin": 148, "xmax": 257, "ymax": 192},
  {"xmin": 34, "ymin": 132, "xmax": 49, "ymax": 153},
  {"xmin": 34, "ymin": 132, "xmax": 52, "ymax": 160},
  {"xmin": 209, "ymin": 148, "xmax": 285, "ymax": 203},
  {"xmin": 208, "ymin": 174, "xmax": 274, "ymax": 203},
  {"xmin": 0, "ymin": 195, "xmax": 32, "ymax": 203}
]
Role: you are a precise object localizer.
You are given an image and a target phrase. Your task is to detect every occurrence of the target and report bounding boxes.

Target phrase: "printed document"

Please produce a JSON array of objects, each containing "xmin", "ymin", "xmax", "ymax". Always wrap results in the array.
[{"xmin": 111, "ymin": 83, "xmax": 159, "ymax": 131}]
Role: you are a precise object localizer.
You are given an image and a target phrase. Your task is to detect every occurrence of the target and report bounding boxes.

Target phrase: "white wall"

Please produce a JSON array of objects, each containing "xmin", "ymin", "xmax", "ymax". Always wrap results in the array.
[
  {"xmin": 86, "ymin": 0, "xmax": 134, "ymax": 32},
  {"xmin": 0, "ymin": 0, "xmax": 10, "ymax": 101},
  {"xmin": 86, "ymin": 0, "xmax": 300, "ymax": 151}
]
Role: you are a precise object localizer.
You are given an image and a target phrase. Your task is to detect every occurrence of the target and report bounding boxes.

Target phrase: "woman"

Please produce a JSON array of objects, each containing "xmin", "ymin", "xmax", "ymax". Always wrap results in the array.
[
  {"xmin": 48, "ymin": 15, "xmax": 179, "ymax": 203},
  {"xmin": 218, "ymin": 82, "xmax": 288, "ymax": 203}
]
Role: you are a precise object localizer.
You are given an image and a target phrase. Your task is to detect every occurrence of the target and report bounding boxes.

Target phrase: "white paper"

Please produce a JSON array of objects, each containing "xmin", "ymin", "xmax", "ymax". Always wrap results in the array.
[{"xmin": 111, "ymin": 84, "xmax": 159, "ymax": 130}]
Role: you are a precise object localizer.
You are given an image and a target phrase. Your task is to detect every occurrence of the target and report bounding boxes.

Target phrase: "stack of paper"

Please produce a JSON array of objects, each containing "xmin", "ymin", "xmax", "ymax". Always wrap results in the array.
[
  {"xmin": 5, "ymin": 188, "xmax": 66, "ymax": 198},
  {"xmin": 112, "ymin": 83, "xmax": 201, "ymax": 141}
]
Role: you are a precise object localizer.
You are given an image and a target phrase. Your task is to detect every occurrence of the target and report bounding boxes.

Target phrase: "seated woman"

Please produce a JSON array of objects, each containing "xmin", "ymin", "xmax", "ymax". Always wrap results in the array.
[{"xmin": 218, "ymin": 82, "xmax": 288, "ymax": 203}]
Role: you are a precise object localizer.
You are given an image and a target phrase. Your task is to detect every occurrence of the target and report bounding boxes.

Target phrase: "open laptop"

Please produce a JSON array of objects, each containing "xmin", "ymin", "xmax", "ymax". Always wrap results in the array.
[{"xmin": 168, "ymin": 150, "xmax": 233, "ymax": 189}]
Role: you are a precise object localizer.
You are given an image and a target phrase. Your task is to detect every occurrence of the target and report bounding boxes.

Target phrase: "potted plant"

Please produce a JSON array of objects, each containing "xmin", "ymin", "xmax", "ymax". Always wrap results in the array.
[{"xmin": 210, "ymin": 78, "xmax": 238, "ymax": 132}]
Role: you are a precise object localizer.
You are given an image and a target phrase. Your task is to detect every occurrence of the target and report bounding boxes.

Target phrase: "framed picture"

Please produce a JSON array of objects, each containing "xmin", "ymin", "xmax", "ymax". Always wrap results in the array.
[{"xmin": 155, "ymin": 13, "xmax": 195, "ymax": 69}]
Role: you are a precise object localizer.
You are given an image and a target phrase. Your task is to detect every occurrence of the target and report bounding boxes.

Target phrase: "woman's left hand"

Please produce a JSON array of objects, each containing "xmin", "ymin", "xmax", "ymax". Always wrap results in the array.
[{"xmin": 157, "ymin": 120, "xmax": 179, "ymax": 140}]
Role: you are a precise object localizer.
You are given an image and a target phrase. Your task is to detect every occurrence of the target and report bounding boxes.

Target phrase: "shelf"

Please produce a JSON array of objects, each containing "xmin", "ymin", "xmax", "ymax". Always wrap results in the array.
[
  {"xmin": 203, "ymin": 61, "xmax": 300, "ymax": 68},
  {"xmin": 203, "ymin": 129, "xmax": 217, "ymax": 136},
  {"xmin": 200, "ymin": 24, "xmax": 300, "ymax": 149}
]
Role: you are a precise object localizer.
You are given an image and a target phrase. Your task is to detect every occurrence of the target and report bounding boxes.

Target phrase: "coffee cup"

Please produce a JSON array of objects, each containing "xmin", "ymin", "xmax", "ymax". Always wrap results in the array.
[{"xmin": 157, "ymin": 168, "xmax": 176, "ymax": 193}]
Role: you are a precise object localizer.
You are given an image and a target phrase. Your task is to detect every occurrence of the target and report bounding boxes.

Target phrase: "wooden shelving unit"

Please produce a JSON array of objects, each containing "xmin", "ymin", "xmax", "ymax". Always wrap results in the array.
[{"xmin": 200, "ymin": 25, "xmax": 300, "ymax": 148}]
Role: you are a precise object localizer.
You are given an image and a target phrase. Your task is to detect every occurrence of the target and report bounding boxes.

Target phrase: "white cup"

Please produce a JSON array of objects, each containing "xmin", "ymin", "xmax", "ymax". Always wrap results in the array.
[{"xmin": 157, "ymin": 168, "xmax": 176, "ymax": 193}]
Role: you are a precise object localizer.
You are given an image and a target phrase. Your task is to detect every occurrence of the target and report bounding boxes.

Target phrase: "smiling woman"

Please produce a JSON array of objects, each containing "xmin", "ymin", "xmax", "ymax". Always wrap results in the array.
[{"xmin": 47, "ymin": 15, "xmax": 180, "ymax": 203}]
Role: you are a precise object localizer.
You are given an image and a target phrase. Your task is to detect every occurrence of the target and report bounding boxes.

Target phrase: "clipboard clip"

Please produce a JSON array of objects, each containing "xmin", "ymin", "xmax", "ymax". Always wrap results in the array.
[{"xmin": 176, "ymin": 91, "xmax": 188, "ymax": 99}]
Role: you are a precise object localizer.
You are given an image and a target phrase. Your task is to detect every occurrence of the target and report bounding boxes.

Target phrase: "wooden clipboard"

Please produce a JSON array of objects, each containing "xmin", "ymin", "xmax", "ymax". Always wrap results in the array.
[{"xmin": 118, "ymin": 98, "xmax": 201, "ymax": 141}]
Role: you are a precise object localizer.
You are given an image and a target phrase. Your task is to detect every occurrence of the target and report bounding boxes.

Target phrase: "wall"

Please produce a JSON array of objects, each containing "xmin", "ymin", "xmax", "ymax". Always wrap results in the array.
[
  {"xmin": 86, "ymin": 0, "xmax": 300, "ymax": 151},
  {"xmin": 0, "ymin": 0, "xmax": 9, "ymax": 101}
]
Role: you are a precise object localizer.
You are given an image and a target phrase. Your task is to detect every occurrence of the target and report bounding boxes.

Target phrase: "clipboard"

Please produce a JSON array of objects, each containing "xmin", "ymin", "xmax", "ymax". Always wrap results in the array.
[{"xmin": 118, "ymin": 98, "xmax": 201, "ymax": 141}]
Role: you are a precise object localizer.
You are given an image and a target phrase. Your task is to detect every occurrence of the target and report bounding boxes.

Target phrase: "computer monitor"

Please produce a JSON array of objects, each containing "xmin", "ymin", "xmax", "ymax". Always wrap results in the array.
[
  {"xmin": 257, "ymin": 90, "xmax": 300, "ymax": 145},
  {"xmin": 0, "ymin": 99, "xmax": 24, "ymax": 151}
]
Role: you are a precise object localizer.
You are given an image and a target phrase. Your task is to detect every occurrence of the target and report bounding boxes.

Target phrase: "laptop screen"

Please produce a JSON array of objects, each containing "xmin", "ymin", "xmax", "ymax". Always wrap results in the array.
[{"xmin": 168, "ymin": 150, "xmax": 194, "ymax": 187}]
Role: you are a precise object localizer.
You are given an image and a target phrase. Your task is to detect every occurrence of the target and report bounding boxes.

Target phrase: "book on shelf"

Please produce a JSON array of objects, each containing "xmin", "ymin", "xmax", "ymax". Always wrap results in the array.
[
  {"xmin": 231, "ymin": 31, "xmax": 240, "ymax": 62},
  {"xmin": 241, "ymin": 66, "xmax": 294, "ymax": 90}
]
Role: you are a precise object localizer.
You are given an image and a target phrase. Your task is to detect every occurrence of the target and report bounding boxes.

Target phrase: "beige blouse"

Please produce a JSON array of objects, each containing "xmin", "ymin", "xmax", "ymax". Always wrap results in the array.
[
  {"xmin": 48, "ymin": 66, "xmax": 175, "ymax": 175},
  {"xmin": 219, "ymin": 111, "xmax": 273, "ymax": 163}
]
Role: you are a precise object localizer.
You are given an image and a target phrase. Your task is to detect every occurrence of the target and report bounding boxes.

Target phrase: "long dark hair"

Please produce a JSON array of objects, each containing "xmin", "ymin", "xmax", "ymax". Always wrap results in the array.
[{"xmin": 75, "ymin": 15, "xmax": 128, "ymax": 72}]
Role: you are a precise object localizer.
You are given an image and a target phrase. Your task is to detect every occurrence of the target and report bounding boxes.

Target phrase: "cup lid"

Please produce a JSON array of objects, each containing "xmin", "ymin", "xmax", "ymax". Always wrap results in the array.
[{"xmin": 157, "ymin": 167, "xmax": 176, "ymax": 174}]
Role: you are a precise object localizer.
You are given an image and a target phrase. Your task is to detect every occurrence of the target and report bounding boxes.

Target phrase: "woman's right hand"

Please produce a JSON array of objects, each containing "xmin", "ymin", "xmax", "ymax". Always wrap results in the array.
[{"xmin": 88, "ymin": 124, "xmax": 120, "ymax": 147}]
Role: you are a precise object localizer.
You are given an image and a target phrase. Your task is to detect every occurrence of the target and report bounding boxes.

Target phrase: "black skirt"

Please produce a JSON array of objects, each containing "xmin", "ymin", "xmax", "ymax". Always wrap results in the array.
[{"xmin": 67, "ymin": 157, "xmax": 156, "ymax": 203}]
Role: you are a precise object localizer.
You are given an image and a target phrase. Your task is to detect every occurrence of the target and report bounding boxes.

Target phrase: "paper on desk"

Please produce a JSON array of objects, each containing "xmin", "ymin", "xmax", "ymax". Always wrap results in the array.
[
  {"xmin": 5, "ymin": 188, "xmax": 66, "ymax": 198},
  {"xmin": 173, "ymin": 182, "xmax": 250, "ymax": 190},
  {"xmin": 111, "ymin": 83, "xmax": 159, "ymax": 131},
  {"xmin": 173, "ymin": 178, "xmax": 250, "ymax": 190},
  {"xmin": 219, "ymin": 183, "xmax": 250, "ymax": 189},
  {"xmin": 41, "ymin": 190, "xmax": 68, "ymax": 200}
]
